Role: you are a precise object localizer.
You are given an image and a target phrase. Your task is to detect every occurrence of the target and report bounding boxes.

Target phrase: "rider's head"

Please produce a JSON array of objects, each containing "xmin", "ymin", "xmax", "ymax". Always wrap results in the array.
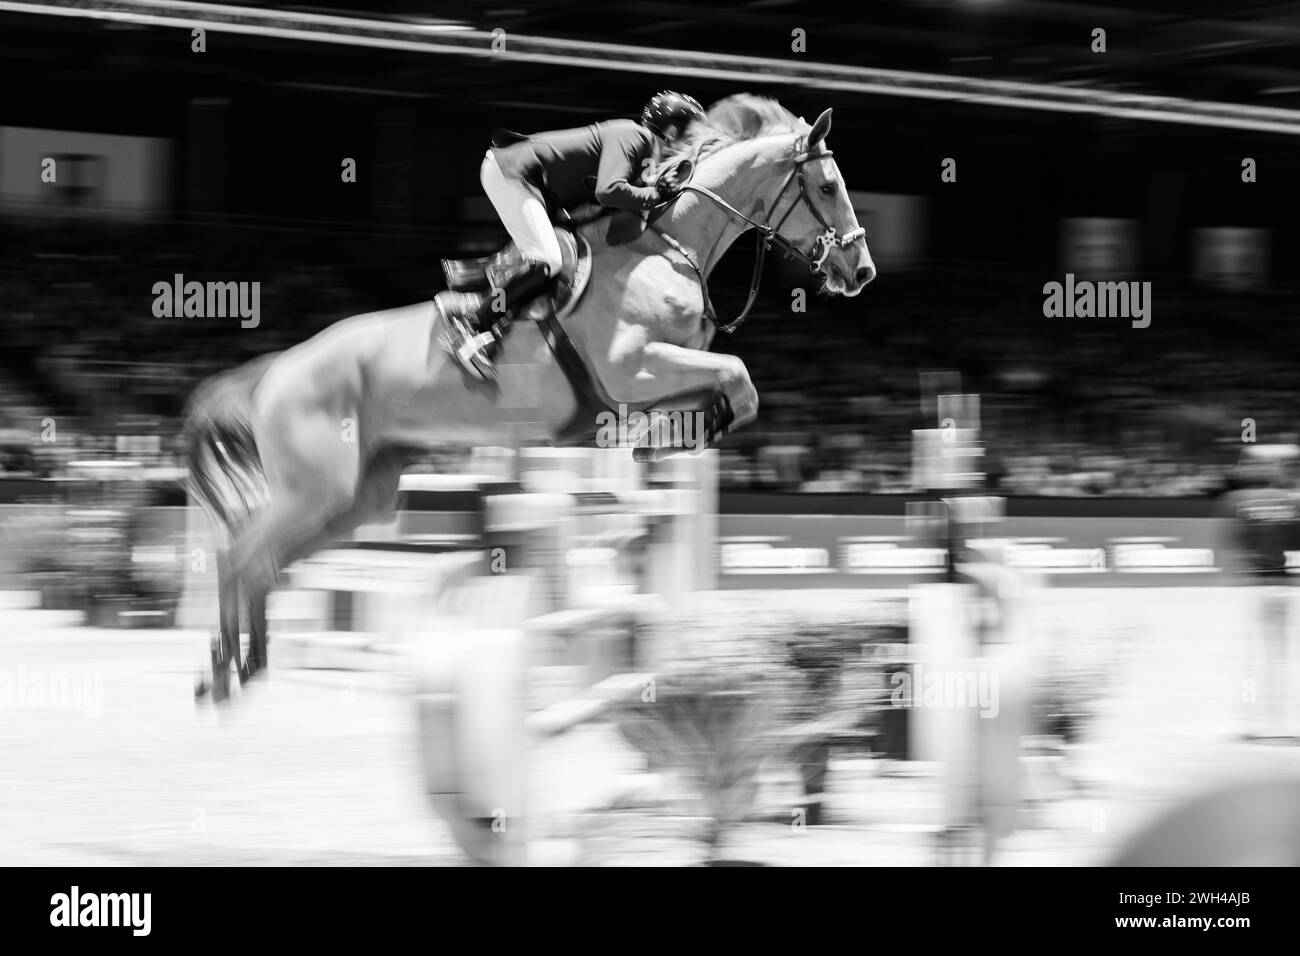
[{"xmin": 642, "ymin": 91, "xmax": 705, "ymax": 146}]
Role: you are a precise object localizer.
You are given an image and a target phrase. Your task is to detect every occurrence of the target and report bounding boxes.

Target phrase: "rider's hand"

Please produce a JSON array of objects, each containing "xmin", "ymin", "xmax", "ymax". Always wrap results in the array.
[
  {"xmin": 655, "ymin": 157, "xmax": 692, "ymax": 204},
  {"xmin": 655, "ymin": 176, "xmax": 682, "ymax": 203}
]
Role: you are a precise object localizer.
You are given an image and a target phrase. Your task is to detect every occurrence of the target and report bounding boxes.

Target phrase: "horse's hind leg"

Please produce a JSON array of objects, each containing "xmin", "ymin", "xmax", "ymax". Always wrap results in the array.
[
  {"xmin": 224, "ymin": 498, "xmax": 333, "ymax": 684},
  {"xmin": 242, "ymin": 445, "xmax": 409, "ymax": 678},
  {"xmin": 238, "ymin": 501, "xmax": 344, "ymax": 682},
  {"xmin": 208, "ymin": 551, "xmax": 245, "ymax": 700},
  {"xmin": 246, "ymin": 586, "xmax": 268, "ymax": 676}
]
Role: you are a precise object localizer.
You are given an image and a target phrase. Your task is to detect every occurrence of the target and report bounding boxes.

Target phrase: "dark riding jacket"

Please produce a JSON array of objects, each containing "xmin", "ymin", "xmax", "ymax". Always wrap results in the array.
[{"xmin": 491, "ymin": 119, "xmax": 661, "ymax": 213}]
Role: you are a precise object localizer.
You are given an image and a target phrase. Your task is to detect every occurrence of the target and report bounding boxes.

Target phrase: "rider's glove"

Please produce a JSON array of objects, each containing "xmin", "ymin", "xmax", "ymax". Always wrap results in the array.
[{"xmin": 656, "ymin": 176, "xmax": 682, "ymax": 204}]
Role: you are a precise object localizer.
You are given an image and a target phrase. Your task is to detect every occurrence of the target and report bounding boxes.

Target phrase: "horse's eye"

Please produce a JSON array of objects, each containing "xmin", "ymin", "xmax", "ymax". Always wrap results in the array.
[{"xmin": 819, "ymin": 183, "xmax": 835, "ymax": 195}]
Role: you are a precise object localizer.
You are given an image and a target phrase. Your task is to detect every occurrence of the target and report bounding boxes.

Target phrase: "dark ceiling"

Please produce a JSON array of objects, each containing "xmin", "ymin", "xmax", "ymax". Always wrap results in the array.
[
  {"xmin": 5, "ymin": 1, "xmax": 1300, "ymax": 107},
  {"xmin": 275, "ymin": 0, "xmax": 1300, "ymax": 106},
  {"xmin": 3, "ymin": 0, "xmax": 1300, "ymax": 167}
]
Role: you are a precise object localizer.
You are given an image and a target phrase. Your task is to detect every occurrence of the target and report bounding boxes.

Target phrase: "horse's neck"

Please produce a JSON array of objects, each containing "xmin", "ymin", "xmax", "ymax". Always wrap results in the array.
[{"xmin": 660, "ymin": 146, "xmax": 774, "ymax": 276}]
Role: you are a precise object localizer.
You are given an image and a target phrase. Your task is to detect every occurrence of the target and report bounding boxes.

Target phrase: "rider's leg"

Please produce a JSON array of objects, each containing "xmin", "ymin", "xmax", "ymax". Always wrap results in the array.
[
  {"xmin": 474, "ymin": 151, "xmax": 560, "ymax": 321},
  {"xmin": 440, "ymin": 152, "xmax": 563, "ymax": 380},
  {"xmin": 479, "ymin": 150, "xmax": 564, "ymax": 278},
  {"xmin": 440, "ymin": 255, "xmax": 552, "ymax": 381}
]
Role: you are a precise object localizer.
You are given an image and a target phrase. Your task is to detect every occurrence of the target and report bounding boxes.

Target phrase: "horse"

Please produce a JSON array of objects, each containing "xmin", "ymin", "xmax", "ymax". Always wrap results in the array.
[{"xmin": 184, "ymin": 94, "xmax": 875, "ymax": 701}]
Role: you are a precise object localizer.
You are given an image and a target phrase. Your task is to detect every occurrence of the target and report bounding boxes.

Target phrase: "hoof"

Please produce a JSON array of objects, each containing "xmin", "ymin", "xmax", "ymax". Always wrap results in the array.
[
  {"xmin": 243, "ymin": 663, "xmax": 268, "ymax": 685},
  {"xmin": 208, "ymin": 665, "xmax": 231, "ymax": 703}
]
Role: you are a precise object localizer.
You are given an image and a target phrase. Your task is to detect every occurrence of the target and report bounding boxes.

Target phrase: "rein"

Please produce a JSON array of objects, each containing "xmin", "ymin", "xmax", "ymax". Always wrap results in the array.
[{"xmin": 648, "ymin": 134, "xmax": 866, "ymax": 334}]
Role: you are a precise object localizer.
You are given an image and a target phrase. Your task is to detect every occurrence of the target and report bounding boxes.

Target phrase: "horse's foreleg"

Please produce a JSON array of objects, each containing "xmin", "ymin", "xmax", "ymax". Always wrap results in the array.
[
  {"xmin": 612, "ymin": 343, "xmax": 759, "ymax": 428},
  {"xmin": 607, "ymin": 343, "xmax": 759, "ymax": 453}
]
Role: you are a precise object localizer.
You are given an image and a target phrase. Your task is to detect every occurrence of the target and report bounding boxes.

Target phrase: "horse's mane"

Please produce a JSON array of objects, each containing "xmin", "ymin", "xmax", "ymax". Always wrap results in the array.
[{"xmin": 655, "ymin": 94, "xmax": 808, "ymax": 174}]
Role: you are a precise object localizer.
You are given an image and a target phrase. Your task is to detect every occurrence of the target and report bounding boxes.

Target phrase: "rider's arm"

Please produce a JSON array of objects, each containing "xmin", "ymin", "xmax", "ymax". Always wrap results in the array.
[{"xmin": 593, "ymin": 126, "xmax": 661, "ymax": 211}]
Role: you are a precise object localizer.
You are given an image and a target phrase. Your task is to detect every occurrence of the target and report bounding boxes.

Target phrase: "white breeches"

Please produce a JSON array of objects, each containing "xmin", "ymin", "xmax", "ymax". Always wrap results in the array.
[{"xmin": 480, "ymin": 150, "xmax": 564, "ymax": 277}]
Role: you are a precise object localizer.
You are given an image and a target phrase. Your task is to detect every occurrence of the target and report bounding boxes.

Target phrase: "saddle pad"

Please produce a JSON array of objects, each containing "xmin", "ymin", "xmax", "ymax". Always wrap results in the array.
[{"xmin": 551, "ymin": 231, "xmax": 593, "ymax": 319}]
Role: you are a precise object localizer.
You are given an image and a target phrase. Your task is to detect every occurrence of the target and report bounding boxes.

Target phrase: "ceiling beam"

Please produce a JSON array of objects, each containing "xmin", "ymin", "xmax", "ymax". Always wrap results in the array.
[{"xmin": 5, "ymin": 0, "xmax": 1300, "ymax": 134}]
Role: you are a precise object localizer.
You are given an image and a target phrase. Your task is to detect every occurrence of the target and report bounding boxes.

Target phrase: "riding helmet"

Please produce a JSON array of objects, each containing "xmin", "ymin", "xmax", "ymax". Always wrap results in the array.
[{"xmin": 642, "ymin": 91, "xmax": 706, "ymax": 139}]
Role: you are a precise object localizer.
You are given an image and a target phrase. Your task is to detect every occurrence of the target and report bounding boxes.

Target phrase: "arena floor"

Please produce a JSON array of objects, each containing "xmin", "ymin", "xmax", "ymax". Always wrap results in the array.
[{"xmin": 3, "ymin": 586, "xmax": 1300, "ymax": 866}]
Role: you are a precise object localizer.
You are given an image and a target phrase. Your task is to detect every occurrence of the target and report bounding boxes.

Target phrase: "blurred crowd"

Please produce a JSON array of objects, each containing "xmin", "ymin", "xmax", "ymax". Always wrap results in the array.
[{"xmin": 2, "ymin": 220, "xmax": 1297, "ymax": 496}]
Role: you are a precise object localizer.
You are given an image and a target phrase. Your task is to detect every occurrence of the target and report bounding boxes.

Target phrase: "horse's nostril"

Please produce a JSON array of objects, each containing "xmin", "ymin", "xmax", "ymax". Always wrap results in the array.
[{"xmin": 854, "ymin": 266, "xmax": 875, "ymax": 285}]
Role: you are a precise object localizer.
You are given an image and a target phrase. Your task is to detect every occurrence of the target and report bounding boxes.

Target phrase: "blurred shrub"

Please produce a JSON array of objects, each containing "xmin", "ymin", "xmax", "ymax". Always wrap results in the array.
[{"xmin": 615, "ymin": 664, "xmax": 787, "ymax": 862}]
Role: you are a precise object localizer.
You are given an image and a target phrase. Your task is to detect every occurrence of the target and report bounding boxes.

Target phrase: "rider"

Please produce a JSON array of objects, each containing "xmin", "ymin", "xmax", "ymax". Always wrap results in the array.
[{"xmin": 443, "ymin": 91, "xmax": 707, "ymax": 380}]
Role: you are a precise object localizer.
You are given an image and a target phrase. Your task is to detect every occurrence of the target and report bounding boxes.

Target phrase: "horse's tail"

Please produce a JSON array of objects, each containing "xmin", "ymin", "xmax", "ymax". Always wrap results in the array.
[{"xmin": 182, "ymin": 353, "xmax": 279, "ymax": 539}]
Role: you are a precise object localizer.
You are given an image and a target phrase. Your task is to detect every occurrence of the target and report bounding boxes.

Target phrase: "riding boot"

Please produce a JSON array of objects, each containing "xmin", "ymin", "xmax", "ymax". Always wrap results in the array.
[{"xmin": 441, "ymin": 260, "xmax": 552, "ymax": 381}]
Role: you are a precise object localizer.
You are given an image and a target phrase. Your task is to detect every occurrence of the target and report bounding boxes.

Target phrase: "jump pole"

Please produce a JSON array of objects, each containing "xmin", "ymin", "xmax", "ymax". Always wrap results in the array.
[
  {"xmin": 907, "ymin": 388, "xmax": 1031, "ymax": 864},
  {"xmin": 417, "ymin": 446, "xmax": 718, "ymax": 865}
]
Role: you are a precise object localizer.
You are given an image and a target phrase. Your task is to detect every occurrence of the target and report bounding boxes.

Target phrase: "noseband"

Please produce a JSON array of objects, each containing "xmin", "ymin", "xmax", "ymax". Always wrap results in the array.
[{"xmin": 650, "ymin": 134, "xmax": 866, "ymax": 333}]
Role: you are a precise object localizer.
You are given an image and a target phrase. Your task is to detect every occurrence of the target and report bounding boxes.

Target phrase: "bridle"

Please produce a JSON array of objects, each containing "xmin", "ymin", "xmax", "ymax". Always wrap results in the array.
[{"xmin": 649, "ymin": 133, "xmax": 866, "ymax": 334}]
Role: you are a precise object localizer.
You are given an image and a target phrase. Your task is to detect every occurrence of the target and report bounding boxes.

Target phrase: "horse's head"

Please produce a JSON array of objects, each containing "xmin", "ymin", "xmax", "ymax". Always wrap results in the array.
[{"xmin": 765, "ymin": 109, "xmax": 875, "ymax": 297}]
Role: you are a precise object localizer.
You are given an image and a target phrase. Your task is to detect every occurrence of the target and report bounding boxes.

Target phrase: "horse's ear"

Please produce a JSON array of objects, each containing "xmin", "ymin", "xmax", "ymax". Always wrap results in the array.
[{"xmin": 807, "ymin": 108, "xmax": 833, "ymax": 149}]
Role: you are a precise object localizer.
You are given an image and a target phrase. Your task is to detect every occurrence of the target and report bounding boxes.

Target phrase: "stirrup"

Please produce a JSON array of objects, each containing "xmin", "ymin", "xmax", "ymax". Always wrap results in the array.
[
  {"xmin": 440, "ymin": 317, "xmax": 498, "ymax": 382},
  {"xmin": 456, "ymin": 329, "xmax": 499, "ymax": 382},
  {"xmin": 462, "ymin": 334, "xmax": 499, "ymax": 382}
]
